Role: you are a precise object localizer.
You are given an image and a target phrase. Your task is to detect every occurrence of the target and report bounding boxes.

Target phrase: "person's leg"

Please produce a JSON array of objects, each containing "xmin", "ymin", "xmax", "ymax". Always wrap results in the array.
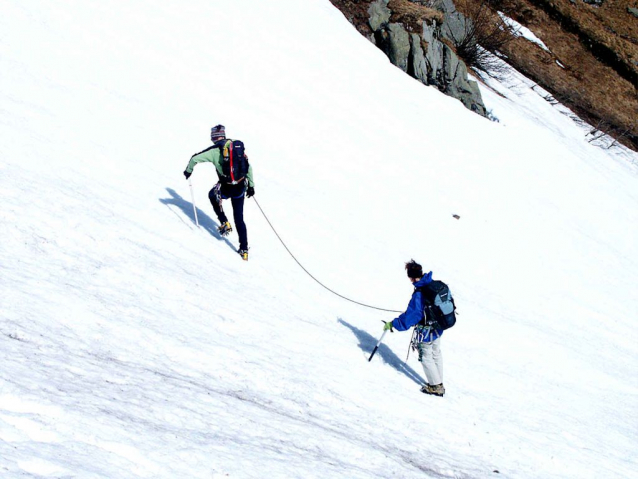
[
  {"xmin": 418, "ymin": 341, "xmax": 442, "ymax": 386},
  {"xmin": 208, "ymin": 184, "xmax": 228, "ymax": 224},
  {"xmin": 231, "ymin": 195, "xmax": 248, "ymax": 251},
  {"xmin": 432, "ymin": 337, "xmax": 443, "ymax": 384}
]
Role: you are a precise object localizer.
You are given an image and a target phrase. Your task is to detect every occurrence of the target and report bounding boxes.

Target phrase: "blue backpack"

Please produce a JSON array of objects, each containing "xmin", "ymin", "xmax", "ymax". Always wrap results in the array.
[{"xmin": 417, "ymin": 280, "xmax": 456, "ymax": 330}]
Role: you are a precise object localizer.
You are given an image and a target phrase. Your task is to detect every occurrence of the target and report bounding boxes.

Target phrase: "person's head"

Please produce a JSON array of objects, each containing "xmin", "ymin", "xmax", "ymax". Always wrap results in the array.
[
  {"xmin": 211, "ymin": 124, "xmax": 226, "ymax": 142},
  {"xmin": 405, "ymin": 259, "xmax": 423, "ymax": 283}
]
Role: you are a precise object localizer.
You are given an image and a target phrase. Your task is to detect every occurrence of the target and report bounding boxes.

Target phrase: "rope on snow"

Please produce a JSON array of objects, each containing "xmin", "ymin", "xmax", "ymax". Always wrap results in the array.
[{"xmin": 252, "ymin": 197, "xmax": 402, "ymax": 313}]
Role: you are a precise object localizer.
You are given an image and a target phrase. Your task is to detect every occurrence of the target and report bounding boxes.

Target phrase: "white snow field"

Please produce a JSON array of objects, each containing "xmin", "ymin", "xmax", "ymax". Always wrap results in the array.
[{"xmin": 1, "ymin": 0, "xmax": 637, "ymax": 478}]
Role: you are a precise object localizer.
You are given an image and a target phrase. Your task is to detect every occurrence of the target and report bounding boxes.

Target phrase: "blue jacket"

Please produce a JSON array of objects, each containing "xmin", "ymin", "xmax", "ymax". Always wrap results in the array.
[{"xmin": 392, "ymin": 272, "xmax": 442, "ymax": 342}]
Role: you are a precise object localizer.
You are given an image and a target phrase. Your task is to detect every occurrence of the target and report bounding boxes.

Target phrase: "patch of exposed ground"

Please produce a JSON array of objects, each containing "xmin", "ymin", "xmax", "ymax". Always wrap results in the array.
[
  {"xmin": 329, "ymin": 0, "xmax": 377, "ymax": 36},
  {"xmin": 461, "ymin": 0, "xmax": 638, "ymax": 150},
  {"xmin": 387, "ymin": 0, "xmax": 445, "ymax": 31}
]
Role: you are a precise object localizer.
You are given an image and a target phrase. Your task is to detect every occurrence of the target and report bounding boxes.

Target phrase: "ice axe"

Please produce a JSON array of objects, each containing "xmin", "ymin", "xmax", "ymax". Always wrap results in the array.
[
  {"xmin": 368, "ymin": 327, "xmax": 389, "ymax": 362},
  {"xmin": 188, "ymin": 177, "xmax": 199, "ymax": 227}
]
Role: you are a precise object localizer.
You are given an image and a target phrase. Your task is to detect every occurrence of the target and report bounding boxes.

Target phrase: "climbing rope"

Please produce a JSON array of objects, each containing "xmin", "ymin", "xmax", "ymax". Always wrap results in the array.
[{"xmin": 252, "ymin": 197, "xmax": 402, "ymax": 313}]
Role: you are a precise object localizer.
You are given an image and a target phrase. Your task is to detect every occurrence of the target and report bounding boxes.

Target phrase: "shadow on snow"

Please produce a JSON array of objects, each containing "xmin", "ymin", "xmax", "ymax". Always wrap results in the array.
[
  {"xmin": 159, "ymin": 187, "xmax": 236, "ymax": 252},
  {"xmin": 337, "ymin": 318, "xmax": 424, "ymax": 386}
]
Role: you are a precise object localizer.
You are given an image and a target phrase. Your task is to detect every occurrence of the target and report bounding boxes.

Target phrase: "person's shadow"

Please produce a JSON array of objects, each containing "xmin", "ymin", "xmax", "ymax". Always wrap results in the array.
[
  {"xmin": 159, "ymin": 188, "xmax": 236, "ymax": 252},
  {"xmin": 338, "ymin": 319, "xmax": 424, "ymax": 386}
]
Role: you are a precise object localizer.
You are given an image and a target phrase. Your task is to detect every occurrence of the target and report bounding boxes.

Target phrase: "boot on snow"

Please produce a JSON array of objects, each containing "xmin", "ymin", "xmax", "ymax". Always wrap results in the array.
[
  {"xmin": 420, "ymin": 383, "xmax": 445, "ymax": 397},
  {"xmin": 218, "ymin": 222, "xmax": 232, "ymax": 236},
  {"xmin": 238, "ymin": 249, "xmax": 249, "ymax": 261}
]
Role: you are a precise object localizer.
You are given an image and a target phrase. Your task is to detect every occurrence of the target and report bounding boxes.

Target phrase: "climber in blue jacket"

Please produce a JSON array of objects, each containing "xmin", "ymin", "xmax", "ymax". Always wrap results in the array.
[{"xmin": 384, "ymin": 260, "xmax": 445, "ymax": 396}]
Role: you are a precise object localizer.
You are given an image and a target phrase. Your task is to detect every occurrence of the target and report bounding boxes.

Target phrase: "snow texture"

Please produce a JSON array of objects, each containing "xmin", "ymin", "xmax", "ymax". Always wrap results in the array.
[{"xmin": 1, "ymin": 0, "xmax": 637, "ymax": 478}]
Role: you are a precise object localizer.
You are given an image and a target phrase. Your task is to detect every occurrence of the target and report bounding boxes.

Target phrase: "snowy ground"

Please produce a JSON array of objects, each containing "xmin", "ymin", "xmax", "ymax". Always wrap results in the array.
[{"xmin": 1, "ymin": 0, "xmax": 637, "ymax": 478}]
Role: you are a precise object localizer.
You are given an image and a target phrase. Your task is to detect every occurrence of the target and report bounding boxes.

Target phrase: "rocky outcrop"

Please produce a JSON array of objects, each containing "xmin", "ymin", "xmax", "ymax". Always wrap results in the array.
[
  {"xmin": 369, "ymin": 0, "xmax": 391, "ymax": 30},
  {"xmin": 366, "ymin": 0, "xmax": 486, "ymax": 116},
  {"xmin": 431, "ymin": 0, "xmax": 470, "ymax": 44}
]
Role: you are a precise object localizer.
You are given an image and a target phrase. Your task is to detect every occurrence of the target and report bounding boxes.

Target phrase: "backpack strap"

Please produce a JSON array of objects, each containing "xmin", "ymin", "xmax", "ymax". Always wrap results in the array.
[
  {"xmin": 415, "ymin": 286, "xmax": 430, "ymax": 327},
  {"xmin": 219, "ymin": 139, "xmax": 247, "ymax": 185}
]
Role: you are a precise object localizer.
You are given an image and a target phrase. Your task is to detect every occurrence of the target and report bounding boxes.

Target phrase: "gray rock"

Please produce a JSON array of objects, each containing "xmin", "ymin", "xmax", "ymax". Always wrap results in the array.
[
  {"xmin": 443, "ymin": 43, "xmax": 461, "ymax": 84},
  {"xmin": 628, "ymin": 7, "xmax": 638, "ymax": 18},
  {"xmin": 440, "ymin": 44, "xmax": 486, "ymax": 115},
  {"xmin": 431, "ymin": 0, "xmax": 471, "ymax": 43},
  {"xmin": 410, "ymin": 33, "xmax": 429, "ymax": 84},
  {"xmin": 366, "ymin": 0, "xmax": 487, "ymax": 117},
  {"xmin": 444, "ymin": 11, "xmax": 471, "ymax": 43},
  {"xmin": 431, "ymin": 0, "xmax": 456, "ymax": 14},
  {"xmin": 387, "ymin": 23, "xmax": 411, "ymax": 72},
  {"xmin": 423, "ymin": 25, "xmax": 447, "ymax": 86},
  {"xmin": 422, "ymin": 23, "xmax": 444, "ymax": 84},
  {"xmin": 369, "ymin": 0, "xmax": 391, "ymax": 31}
]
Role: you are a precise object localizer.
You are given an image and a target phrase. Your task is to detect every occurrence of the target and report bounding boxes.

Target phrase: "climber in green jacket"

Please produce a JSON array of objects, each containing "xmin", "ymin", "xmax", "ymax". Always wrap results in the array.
[{"xmin": 184, "ymin": 124, "xmax": 254, "ymax": 260}]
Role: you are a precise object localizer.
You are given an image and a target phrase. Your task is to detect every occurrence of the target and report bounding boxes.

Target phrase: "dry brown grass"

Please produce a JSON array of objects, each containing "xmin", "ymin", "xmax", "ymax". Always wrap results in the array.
[
  {"xmin": 328, "ymin": 0, "xmax": 444, "ymax": 36},
  {"xmin": 328, "ymin": 0, "xmax": 376, "ymax": 36},
  {"xmin": 451, "ymin": 0, "xmax": 518, "ymax": 74},
  {"xmin": 459, "ymin": 0, "xmax": 638, "ymax": 150},
  {"xmin": 387, "ymin": 0, "xmax": 444, "ymax": 32},
  {"xmin": 518, "ymin": 0, "xmax": 638, "ymax": 86}
]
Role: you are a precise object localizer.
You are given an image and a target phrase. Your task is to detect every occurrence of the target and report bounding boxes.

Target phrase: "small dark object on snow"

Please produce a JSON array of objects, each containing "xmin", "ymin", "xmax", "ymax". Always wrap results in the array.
[
  {"xmin": 493, "ymin": 470, "xmax": 500, "ymax": 474},
  {"xmin": 453, "ymin": 214, "xmax": 460, "ymax": 220}
]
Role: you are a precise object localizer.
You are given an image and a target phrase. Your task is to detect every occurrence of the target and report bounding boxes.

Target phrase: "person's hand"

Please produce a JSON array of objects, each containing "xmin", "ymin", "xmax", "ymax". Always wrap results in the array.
[
  {"xmin": 246, "ymin": 186, "xmax": 255, "ymax": 198},
  {"xmin": 184, "ymin": 170, "xmax": 192, "ymax": 179},
  {"xmin": 383, "ymin": 321, "xmax": 394, "ymax": 332}
]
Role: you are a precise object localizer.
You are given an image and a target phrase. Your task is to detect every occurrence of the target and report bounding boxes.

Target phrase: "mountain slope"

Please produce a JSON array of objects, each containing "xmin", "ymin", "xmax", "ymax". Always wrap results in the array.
[
  {"xmin": 462, "ymin": 0, "xmax": 638, "ymax": 150},
  {"xmin": 1, "ymin": 1, "xmax": 637, "ymax": 478}
]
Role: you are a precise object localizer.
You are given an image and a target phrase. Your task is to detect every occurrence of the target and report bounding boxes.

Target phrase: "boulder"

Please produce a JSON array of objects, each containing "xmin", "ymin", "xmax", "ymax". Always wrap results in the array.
[
  {"xmin": 422, "ymin": 23, "xmax": 444, "ymax": 84},
  {"xmin": 368, "ymin": 0, "xmax": 391, "ymax": 31},
  {"xmin": 387, "ymin": 23, "xmax": 411, "ymax": 72},
  {"xmin": 431, "ymin": 0, "xmax": 472, "ymax": 43},
  {"xmin": 410, "ymin": 33, "xmax": 429, "ymax": 84},
  {"xmin": 443, "ymin": 46, "xmax": 486, "ymax": 115}
]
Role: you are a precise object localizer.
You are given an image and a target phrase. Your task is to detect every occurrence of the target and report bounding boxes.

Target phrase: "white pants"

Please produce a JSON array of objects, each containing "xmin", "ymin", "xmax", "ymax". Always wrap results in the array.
[{"xmin": 418, "ymin": 337, "xmax": 443, "ymax": 385}]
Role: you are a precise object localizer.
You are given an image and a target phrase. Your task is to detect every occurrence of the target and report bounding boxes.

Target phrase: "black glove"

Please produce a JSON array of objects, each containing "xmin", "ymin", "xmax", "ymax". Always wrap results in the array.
[
  {"xmin": 246, "ymin": 186, "xmax": 255, "ymax": 198},
  {"xmin": 183, "ymin": 170, "xmax": 192, "ymax": 180}
]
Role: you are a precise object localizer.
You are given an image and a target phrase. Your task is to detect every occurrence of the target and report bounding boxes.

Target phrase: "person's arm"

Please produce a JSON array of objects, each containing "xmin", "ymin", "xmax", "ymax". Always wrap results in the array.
[
  {"xmin": 185, "ymin": 146, "xmax": 219, "ymax": 174},
  {"xmin": 245, "ymin": 163, "xmax": 254, "ymax": 188},
  {"xmin": 392, "ymin": 291, "xmax": 423, "ymax": 331}
]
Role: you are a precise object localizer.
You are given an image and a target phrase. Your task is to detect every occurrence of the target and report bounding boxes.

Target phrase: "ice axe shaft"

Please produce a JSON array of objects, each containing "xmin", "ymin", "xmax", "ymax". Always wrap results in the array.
[
  {"xmin": 368, "ymin": 329, "xmax": 388, "ymax": 362},
  {"xmin": 188, "ymin": 177, "xmax": 199, "ymax": 227}
]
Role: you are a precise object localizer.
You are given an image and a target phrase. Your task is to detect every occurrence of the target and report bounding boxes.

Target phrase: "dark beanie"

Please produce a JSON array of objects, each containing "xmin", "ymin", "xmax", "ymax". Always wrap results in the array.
[
  {"xmin": 405, "ymin": 259, "xmax": 423, "ymax": 279},
  {"xmin": 211, "ymin": 124, "xmax": 226, "ymax": 139}
]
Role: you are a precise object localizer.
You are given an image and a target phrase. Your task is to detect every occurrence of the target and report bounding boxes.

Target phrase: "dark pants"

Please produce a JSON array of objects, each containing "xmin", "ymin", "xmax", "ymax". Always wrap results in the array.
[{"xmin": 209, "ymin": 183, "xmax": 248, "ymax": 250}]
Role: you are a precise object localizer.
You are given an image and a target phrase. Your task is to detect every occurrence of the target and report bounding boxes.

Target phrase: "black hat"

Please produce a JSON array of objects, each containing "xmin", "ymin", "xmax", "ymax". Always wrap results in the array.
[{"xmin": 405, "ymin": 260, "xmax": 423, "ymax": 279}]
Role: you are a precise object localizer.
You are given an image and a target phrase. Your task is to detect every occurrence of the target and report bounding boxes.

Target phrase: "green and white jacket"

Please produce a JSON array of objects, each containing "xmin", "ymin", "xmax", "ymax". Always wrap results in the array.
[{"xmin": 185, "ymin": 142, "xmax": 254, "ymax": 187}]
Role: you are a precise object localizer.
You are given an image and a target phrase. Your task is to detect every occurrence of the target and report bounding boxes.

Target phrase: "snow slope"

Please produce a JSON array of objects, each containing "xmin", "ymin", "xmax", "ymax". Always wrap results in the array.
[{"xmin": 1, "ymin": 0, "xmax": 637, "ymax": 477}]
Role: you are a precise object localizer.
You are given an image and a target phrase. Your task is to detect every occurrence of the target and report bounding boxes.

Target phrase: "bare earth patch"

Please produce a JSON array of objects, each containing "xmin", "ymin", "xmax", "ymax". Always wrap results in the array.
[{"xmin": 461, "ymin": 0, "xmax": 638, "ymax": 150}]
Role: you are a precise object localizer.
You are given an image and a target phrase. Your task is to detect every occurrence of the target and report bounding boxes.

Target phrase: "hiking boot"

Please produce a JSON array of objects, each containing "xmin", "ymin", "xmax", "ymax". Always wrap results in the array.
[
  {"xmin": 420, "ymin": 383, "xmax": 445, "ymax": 397},
  {"xmin": 218, "ymin": 222, "xmax": 232, "ymax": 236},
  {"xmin": 238, "ymin": 249, "xmax": 249, "ymax": 261}
]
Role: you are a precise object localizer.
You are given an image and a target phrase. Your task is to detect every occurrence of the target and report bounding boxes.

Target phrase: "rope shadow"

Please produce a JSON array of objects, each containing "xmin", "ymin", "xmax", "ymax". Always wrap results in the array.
[
  {"xmin": 337, "ymin": 318, "xmax": 424, "ymax": 386},
  {"xmin": 159, "ymin": 187, "xmax": 236, "ymax": 252}
]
